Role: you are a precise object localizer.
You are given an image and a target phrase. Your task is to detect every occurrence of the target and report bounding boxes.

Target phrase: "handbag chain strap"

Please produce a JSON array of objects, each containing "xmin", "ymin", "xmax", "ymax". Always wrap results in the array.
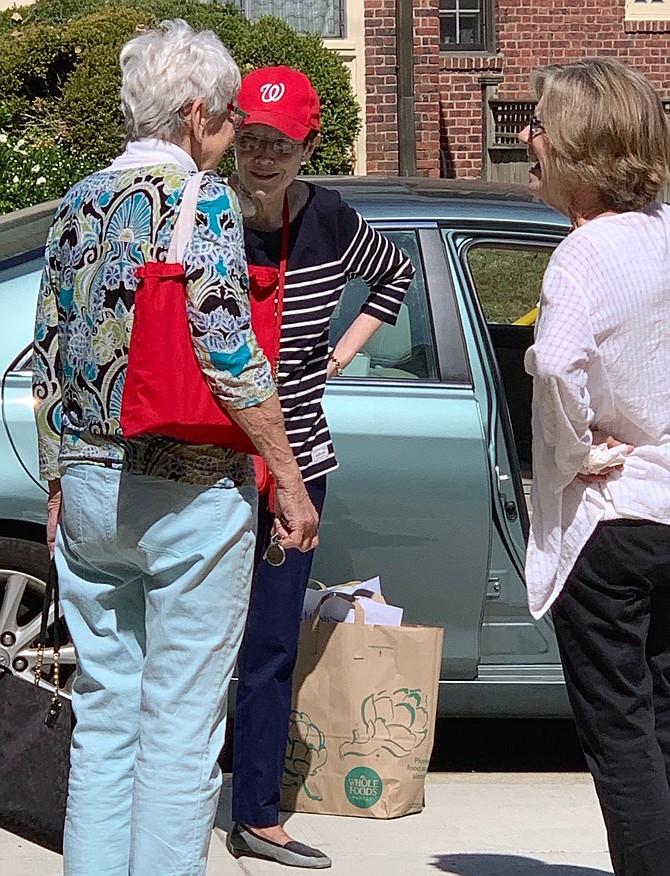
[
  {"xmin": 271, "ymin": 194, "xmax": 290, "ymax": 382},
  {"xmin": 34, "ymin": 561, "xmax": 63, "ymax": 727}
]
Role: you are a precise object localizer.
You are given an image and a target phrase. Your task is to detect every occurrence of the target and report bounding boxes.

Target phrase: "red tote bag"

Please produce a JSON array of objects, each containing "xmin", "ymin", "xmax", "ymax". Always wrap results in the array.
[{"xmin": 120, "ymin": 174, "xmax": 286, "ymax": 455}]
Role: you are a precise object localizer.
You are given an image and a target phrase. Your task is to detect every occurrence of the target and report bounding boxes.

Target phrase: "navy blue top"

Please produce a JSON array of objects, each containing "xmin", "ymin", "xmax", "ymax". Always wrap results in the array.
[{"xmin": 244, "ymin": 183, "xmax": 414, "ymax": 481}]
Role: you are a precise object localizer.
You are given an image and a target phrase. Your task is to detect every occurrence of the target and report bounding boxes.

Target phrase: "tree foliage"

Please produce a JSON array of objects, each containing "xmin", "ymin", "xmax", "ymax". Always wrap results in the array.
[{"xmin": 0, "ymin": 0, "xmax": 361, "ymax": 212}]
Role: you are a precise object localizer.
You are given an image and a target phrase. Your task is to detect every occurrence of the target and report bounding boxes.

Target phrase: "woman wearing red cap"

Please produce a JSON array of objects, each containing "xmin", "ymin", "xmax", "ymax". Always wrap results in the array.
[{"xmin": 226, "ymin": 66, "xmax": 414, "ymax": 867}]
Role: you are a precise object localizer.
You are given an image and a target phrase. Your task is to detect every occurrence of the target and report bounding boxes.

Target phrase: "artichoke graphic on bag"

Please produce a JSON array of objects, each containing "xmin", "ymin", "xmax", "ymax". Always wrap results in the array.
[
  {"xmin": 338, "ymin": 687, "xmax": 429, "ymax": 759},
  {"xmin": 281, "ymin": 589, "xmax": 443, "ymax": 818},
  {"xmin": 283, "ymin": 711, "xmax": 328, "ymax": 801}
]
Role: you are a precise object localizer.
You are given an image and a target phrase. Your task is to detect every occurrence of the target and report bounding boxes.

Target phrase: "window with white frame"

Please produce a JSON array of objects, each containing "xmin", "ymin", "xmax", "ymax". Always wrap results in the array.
[
  {"xmin": 626, "ymin": 0, "xmax": 669, "ymax": 18},
  {"xmin": 233, "ymin": 0, "xmax": 345, "ymax": 38},
  {"xmin": 439, "ymin": 0, "xmax": 493, "ymax": 51}
]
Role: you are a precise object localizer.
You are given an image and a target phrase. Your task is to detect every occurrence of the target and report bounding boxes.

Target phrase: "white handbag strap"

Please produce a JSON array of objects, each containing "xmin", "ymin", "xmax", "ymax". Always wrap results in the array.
[{"xmin": 166, "ymin": 170, "xmax": 207, "ymax": 264}]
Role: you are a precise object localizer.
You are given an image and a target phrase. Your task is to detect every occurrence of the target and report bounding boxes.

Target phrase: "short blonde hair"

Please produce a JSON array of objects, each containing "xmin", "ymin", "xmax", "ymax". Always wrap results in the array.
[
  {"xmin": 531, "ymin": 58, "xmax": 670, "ymax": 212},
  {"xmin": 120, "ymin": 19, "xmax": 240, "ymax": 143}
]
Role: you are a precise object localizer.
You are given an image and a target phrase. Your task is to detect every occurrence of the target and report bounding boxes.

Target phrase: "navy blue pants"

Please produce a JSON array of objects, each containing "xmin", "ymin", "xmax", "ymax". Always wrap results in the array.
[
  {"xmin": 552, "ymin": 520, "xmax": 670, "ymax": 876},
  {"xmin": 232, "ymin": 476, "xmax": 327, "ymax": 827}
]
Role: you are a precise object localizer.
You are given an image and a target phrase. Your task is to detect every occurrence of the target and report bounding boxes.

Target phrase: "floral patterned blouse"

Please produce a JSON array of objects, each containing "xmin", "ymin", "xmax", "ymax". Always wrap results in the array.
[{"xmin": 32, "ymin": 142, "xmax": 274, "ymax": 486}]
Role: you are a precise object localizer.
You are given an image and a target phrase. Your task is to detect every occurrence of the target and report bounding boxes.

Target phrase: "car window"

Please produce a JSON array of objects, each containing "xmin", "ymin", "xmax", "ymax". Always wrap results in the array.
[
  {"xmin": 466, "ymin": 245, "xmax": 551, "ymax": 325},
  {"xmin": 462, "ymin": 242, "xmax": 556, "ymax": 477},
  {"xmin": 329, "ymin": 230, "xmax": 439, "ymax": 380},
  {"xmin": 8, "ymin": 346, "xmax": 32, "ymax": 372},
  {"xmin": 0, "ymin": 257, "xmax": 42, "ymax": 375}
]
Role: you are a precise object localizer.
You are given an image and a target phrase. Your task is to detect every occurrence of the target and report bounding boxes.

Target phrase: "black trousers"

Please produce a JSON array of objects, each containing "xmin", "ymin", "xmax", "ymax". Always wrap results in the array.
[
  {"xmin": 552, "ymin": 519, "xmax": 670, "ymax": 876},
  {"xmin": 231, "ymin": 476, "xmax": 327, "ymax": 827}
]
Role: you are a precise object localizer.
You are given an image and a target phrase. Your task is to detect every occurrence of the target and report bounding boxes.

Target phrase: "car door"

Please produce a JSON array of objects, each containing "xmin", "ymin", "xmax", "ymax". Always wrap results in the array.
[
  {"xmin": 314, "ymin": 223, "xmax": 495, "ymax": 683},
  {"xmin": 442, "ymin": 225, "xmax": 567, "ymax": 681},
  {"xmin": 0, "ymin": 254, "xmax": 46, "ymax": 527}
]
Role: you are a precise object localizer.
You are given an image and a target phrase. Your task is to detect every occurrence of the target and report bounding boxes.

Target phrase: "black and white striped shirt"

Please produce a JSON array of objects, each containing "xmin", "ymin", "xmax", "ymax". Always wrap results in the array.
[{"xmin": 245, "ymin": 183, "xmax": 414, "ymax": 482}]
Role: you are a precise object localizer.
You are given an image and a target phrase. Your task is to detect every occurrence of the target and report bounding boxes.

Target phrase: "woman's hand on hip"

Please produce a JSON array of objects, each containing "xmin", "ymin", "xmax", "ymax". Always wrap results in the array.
[
  {"xmin": 576, "ymin": 432, "xmax": 634, "ymax": 483},
  {"xmin": 598, "ymin": 433, "xmax": 635, "ymax": 454}
]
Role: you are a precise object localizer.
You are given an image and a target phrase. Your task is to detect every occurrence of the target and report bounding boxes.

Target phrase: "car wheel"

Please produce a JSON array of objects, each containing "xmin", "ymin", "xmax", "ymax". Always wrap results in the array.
[{"xmin": 0, "ymin": 536, "xmax": 76, "ymax": 697}]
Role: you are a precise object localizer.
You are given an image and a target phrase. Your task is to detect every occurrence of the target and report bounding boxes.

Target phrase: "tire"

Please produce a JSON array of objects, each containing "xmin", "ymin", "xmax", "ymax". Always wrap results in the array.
[
  {"xmin": 0, "ymin": 535, "xmax": 49, "ymax": 582},
  {"xmin": 0, "ymin": 536, "xmax": 75, "ymax": 695}
]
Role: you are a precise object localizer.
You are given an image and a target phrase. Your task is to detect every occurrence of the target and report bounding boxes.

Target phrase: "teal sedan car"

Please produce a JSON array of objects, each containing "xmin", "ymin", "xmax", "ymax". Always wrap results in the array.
[{"xmin": 0, "ymin": 178, "xmax": 570, "ymax": 717}]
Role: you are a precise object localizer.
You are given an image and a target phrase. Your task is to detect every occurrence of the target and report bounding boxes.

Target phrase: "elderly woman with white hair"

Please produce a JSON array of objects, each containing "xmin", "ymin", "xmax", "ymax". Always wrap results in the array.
[{"xmin": 32, "ymin": 19, "xmax": 318, "ymax": 876}]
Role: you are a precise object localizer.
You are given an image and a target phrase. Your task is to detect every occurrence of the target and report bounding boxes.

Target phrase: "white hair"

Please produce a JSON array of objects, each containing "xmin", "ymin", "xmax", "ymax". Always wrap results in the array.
[{"xmin": 120, "ymin": 18, "xmax": 241, "ymax": 142}]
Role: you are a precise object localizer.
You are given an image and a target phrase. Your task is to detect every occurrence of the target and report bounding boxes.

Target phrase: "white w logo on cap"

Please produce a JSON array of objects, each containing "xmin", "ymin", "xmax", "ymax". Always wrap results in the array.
[{"xmin": 260, "ymin": 83, "xmax": 286, "ymax": 103}]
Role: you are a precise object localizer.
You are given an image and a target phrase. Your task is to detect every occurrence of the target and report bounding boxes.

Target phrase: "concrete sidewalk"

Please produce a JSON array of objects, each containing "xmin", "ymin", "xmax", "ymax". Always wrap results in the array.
[{"xmin": 3, "ymin": 773, "xmax": 614, "ymax": 876}]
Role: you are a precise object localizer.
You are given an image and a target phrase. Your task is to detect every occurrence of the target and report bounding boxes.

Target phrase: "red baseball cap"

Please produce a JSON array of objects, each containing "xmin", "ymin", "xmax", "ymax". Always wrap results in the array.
[{"xmin": 237, "ymin": 66, "xmax": 321, "ymax": 141}]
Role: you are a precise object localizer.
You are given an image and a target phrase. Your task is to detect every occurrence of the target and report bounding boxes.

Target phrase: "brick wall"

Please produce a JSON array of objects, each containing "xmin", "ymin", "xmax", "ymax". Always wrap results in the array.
[
  {"xmin": 364, "ymin": 0, "xmax": 398, "ymax": 175},
  {"xmin": 412, "ymin": 0, "xmax": 441, "ymax": 178},
  {"xmin": 364, "ymin": 0, "xmax": 441, "ymax": 176},
  {"xmin": 363, "ymin": 0, "xmax": 670, "ymax": 178},
  {"xmin": 498, "ymin": 0, "xmax": 670, "ymax": 95}
]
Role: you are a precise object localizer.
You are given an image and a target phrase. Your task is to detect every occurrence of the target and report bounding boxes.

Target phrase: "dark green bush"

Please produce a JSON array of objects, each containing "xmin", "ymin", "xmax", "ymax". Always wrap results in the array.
[
  {"xmin": 0, "ymin": 0, "xmax": 361, "ymax": 210},
  {"xmin": 0, "ymin": 6, "xmax": 28, "ymax": 36},
  {"xmin": 0, "ymin": 23, "xmax": 71, "ymax": 118},
  {"xmin": 0, "ymin": 7, "xmax": 153, "ymax": 156},
  {"xmin": 57, "ymin": 8, "xmax": 156, "ymax": 163}
]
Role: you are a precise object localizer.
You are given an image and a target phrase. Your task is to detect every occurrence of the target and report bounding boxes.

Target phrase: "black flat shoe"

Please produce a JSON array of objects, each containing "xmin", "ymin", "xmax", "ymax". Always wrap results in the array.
[{"xmin": 227, "ymin": 823, "xmax": 332, "ymax": 869}]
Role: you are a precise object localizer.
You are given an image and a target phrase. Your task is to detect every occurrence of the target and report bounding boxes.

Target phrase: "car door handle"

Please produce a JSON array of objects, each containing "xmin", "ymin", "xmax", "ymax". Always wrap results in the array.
[
  {"xmin": 503, "ymin": 498, "xmax": 518, "ymax": 521},
  {"xmin": 495, "ymin": 466, "xmax": 518, "ymax": 521}
]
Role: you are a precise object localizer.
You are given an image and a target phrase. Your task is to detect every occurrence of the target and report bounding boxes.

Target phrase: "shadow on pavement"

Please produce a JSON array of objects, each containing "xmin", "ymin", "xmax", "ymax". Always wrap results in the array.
[
  {"xmin": 432, "ymin": 855, "xmax": 611, "ymax": 875},
  {"xmin": 220, "ymin": 717, "xmax": 589, "ymax": 774},
  {"xmin": 429, "ymin": 720, "xmax": 587, "ymax": 772}
]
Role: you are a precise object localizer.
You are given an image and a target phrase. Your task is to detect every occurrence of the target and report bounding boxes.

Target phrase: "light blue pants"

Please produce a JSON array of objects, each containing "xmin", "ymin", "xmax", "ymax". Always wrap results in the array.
[{"xmin": 55, "ymin": 464, "xmax": 257, "ymax": 876}]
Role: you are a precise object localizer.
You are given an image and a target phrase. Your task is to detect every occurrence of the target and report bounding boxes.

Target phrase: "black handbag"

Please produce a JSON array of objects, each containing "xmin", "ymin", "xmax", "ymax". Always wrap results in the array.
[{"xmin": 0, "ymin": 561, "xmax": 71, "ymax": 852}]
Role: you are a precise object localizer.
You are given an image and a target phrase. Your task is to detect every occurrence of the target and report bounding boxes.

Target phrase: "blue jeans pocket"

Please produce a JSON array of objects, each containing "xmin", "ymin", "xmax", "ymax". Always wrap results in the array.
[
  {"xmin": 130, "ymin": 479, "xmax": 255, "ymax": 572},
  {"xmin": 60, "ymin": 464, "xmax": 101, "ymax": 550}
]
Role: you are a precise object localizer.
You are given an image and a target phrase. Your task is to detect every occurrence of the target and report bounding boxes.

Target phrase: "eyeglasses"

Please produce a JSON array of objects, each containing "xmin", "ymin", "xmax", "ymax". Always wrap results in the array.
[
  {"xmin": 179, "ymin": 102, "xmax": 247, "ymax": 131},
  {"xmin": 528, "ymin": 114, "xmax": 545, "ymax": 141},
  {"xmin": 227, "ymin": 103, "xmax": 248, "ymax": 130},
  {"xmin": 236, "ymin": 132, "xmax": 304, "ymax": 156}
]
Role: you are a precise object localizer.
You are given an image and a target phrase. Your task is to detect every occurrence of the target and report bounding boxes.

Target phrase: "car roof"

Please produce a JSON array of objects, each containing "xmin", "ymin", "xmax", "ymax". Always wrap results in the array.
[
  {"xmin": 313, "ymin": 175, "xmax": 536, "ymax": 201},
  {"xmin": 310, "ymin": 176, "xmax": 569, "ymax": 229},
  {"xmin": 0, "ymin": 177, "xmax": 569, "ymax": 267}
]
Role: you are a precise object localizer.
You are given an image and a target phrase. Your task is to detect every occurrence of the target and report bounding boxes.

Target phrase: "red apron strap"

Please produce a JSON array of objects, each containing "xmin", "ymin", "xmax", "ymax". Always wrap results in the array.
[
  {"xmin": 256, "ymin": 193, "xmax": 291, "ymax": 515},
  {"xmin": 272, "ymin": 193, "xmax": 290, "ymax": 378}
]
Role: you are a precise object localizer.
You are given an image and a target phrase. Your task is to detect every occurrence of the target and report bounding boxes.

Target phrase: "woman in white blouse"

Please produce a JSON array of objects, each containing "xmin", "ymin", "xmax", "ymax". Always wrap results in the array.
[{"xmin": 519, "ymin": 58, "xmax": 670, "ymax": 876}]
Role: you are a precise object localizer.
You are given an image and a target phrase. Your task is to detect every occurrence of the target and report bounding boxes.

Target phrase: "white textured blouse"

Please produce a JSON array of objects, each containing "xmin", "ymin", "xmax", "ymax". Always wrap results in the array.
[{"xmin": 524, "ymin": 203, "xmax": 670, "ymax": 618}]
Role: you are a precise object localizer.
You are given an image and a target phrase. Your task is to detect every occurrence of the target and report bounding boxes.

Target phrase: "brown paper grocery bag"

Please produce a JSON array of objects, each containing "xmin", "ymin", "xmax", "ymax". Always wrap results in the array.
[{"xmin": 281, "ymin": 595, "xmax": 444, "ymax": 818}]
